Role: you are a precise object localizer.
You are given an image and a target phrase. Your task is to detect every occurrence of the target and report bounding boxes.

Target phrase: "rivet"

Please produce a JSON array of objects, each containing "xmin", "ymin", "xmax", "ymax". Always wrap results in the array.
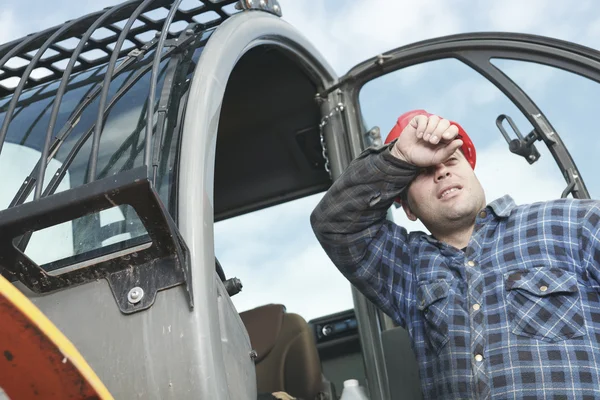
[
  {"xmin": 128, "ymin": 287, "xmax": 144, "ymax": 304},
  {"xmin": 479, "ymin": 211, "xmax": 487, "ymax": 219},
  {"xmin": 467, "ymin": 260, "xmax": 476, "ymax": 267},
  {"xmin": 540, "ymin": 285, "xmax": 548, "ymax": 292},
  {"xmin": 472, "ymin": 304, "xmax": 481, "ymax": 311},
  {"xmin": 475, "ymin": 354, "xmax": 483, "ymax": 362}
]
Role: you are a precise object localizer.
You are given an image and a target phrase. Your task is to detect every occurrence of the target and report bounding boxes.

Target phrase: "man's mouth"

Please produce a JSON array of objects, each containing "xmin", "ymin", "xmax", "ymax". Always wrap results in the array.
[{"xmin": 438, "ymin": 185, "xmax": 463, "ymax": 199}]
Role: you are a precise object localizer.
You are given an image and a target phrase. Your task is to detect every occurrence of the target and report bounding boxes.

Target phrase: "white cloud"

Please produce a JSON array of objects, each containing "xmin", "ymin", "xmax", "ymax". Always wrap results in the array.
[
  {"xmin": 223, "ymin": 243, "xmax": 354, "ymax": 322},
  {"xmin": 0, "ymin": 9, "xmax": 19, "ymax": 45},
  {"xmin": 278, "ymin": 0, "xmax": 597, "ymax": 77},
  {"xmin": 490, "ymin": 59, "xmax": 557, "ymax": 99},
  {"xmin": 473, "ymin": 139, "xmax": 566, "ymax": 205},
  {"xmin": 279, "ymin": 0, "xmax": 464, "ymax": 74},
  {"xmin": 484, "ymin": 0, "xmax": 593, "ymax": 41},
  {"xmin": 215, "ymin": 192, "xmax": 323, "ymax": 246},
  {"xmin": 486, "ymin": 0, "xmax": 554, "ymax": 33},
  {"xmin": 427, "ymin": 78, "xmax": 502, "ymax": 121},
  {"xmin": 586, "ymin": 16, "xmax": 600, "ymax": 38}
]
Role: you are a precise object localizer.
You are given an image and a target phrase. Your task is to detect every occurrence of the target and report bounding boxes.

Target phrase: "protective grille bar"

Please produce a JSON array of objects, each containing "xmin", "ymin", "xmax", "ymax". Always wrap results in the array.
[
  {"xmin": 0, "ymin": 0, "xmax": 238, "ymax": 98},
  {"xmin": 0, "ymin": 0, "xmax": 240, "ymax": 207}
]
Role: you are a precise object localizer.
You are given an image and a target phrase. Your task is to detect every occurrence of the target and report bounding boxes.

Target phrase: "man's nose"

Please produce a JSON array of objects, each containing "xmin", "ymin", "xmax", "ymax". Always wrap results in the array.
[{"xmin": 435, "ymin": 165, "xmax": 451, "ymax": 181}]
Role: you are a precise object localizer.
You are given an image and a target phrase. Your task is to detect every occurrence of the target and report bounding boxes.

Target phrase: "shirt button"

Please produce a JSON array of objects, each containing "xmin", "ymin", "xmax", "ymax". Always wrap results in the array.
[
  {"xmin": 467, "ymin": 260, "xmax": 476, "ymax": 267},
  {"xmin": 475, "ymin": 354, "xmax": 483, "ymax": 362},
  {"xmin": 479, "ymin": 210, "xmax": 487, "ymax": 219},
  {"xmin": 540, "ymin": 285, "xmax": 548, "ymax": 292},
  {"xmin": 472, "ymin": 303, "xmax": 481, "ymax": 311}
]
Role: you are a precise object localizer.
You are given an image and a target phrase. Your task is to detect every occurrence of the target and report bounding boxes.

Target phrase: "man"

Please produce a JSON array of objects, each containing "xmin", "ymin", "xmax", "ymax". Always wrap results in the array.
[{"xmin": 310, "ymin": 109, "xmax": 600, "ymax": 399}]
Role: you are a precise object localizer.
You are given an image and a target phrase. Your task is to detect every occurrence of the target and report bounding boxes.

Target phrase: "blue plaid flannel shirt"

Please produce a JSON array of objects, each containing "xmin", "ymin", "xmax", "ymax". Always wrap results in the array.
[{"xmin": 310, "ymin": 143, "xmax": 600, "ymax": 399}]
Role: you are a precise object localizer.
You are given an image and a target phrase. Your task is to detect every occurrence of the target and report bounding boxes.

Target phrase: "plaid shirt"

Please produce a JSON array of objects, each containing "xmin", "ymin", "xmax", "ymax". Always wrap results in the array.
[{"xmin": 310, "ymin": 143, "xmax": 600, "ymax": 399}]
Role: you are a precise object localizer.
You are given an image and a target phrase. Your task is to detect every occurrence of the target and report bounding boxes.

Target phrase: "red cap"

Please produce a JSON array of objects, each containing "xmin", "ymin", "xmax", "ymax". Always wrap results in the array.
[{"xmin": 384, "ymin": 109, "xmax": 476, "ymax": 169}]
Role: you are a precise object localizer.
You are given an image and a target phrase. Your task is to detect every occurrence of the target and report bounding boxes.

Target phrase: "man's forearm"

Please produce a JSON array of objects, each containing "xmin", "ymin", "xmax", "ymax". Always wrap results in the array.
[{"xmin": 310, "ymin": 142, "xmax": 418, "ymax": 266}]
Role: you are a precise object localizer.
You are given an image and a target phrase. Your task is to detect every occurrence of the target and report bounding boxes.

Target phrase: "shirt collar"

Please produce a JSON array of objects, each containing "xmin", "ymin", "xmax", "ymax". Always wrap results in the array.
[{"xmin": 487, "ymin": 194, "xmax": 517, "ymax": 218}]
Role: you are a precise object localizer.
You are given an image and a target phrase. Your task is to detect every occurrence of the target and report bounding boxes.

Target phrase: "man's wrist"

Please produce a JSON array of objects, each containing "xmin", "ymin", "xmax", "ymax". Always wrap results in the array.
[{"xmin": 390, "ymin": 144, "xmax": 408, "ymax": 162}]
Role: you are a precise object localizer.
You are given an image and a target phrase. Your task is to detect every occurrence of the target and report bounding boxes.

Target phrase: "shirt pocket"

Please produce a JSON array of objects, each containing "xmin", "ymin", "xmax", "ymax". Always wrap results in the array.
[
  {"xmin": 417, "ymin": 279, "xmax": 451, "ymax": 354},
  {"xmin": 505, "ymin": 268, "xmax": 586, "ymax": 343}
]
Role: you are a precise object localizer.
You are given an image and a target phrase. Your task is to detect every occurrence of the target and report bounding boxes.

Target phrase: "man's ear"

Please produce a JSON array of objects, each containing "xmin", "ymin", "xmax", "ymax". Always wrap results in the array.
[{"xmin": 401, "ymin": 200, "xmax": 418, "ymax": 222}]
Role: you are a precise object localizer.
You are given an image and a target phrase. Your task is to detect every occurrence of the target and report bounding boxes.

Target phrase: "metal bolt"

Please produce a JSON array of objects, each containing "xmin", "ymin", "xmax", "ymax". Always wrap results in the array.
[
  {"xmin": 250, "ymin": 350, "xmax": 258, "ymax": 360},
  {"xmin": 185, "ymin": 29, "xmax": 194, "ymax": 35},
  {"xmin": 128, "ymin": 287, "xmax": 144, "ymax": 304},
  {"xmin": 246, "ymin": 0, "xmax": 253, "ymax": 6},
  {"xmin": 369, "ymin": 126, "xmax": 380, "ymax": 137},
  {"xmin": 528, "ymin": 155, "xmax": 536, "ymax": 161},
  {"xmin": 273, "ymin": 4, "xmax": 280, "ymax": 14},
  {"xmin": 259, "ymin": 0, "xmax": 266, "ymax": 8}
]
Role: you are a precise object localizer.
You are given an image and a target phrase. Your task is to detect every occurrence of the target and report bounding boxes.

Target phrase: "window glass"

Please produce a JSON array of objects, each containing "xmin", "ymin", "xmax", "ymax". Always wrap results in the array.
[{"xmin": 0, "ymin": 55, "xmax": 179, "ymax": 270}]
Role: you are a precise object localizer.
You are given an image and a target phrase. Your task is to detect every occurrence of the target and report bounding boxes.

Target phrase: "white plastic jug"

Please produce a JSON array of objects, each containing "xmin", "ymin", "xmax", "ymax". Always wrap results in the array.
[{"xmin": 339, "ymin": 379, "xmax": 369, "ymax": 400}]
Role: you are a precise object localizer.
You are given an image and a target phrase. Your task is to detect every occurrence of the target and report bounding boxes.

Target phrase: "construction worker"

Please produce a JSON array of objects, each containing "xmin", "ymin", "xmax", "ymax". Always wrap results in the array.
[{"xmin": 310, "ymin": 110, "xmax": 600, "ymax": 399}]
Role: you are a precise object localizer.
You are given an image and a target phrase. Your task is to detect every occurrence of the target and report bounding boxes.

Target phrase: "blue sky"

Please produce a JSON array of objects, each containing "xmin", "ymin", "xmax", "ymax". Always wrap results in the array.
[{"xmin": 2, "ymin": 0, "xmax": 600, "ymax": 322}]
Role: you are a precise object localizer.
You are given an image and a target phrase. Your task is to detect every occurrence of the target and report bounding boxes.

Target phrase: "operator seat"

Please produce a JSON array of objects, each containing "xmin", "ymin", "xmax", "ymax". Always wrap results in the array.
[{"xmin": 240, "ymin": 304, "xmax": 329, "ymax": 400}]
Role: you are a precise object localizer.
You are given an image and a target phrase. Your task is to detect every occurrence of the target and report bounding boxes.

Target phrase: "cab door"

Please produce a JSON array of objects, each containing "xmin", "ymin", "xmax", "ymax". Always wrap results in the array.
[{"xmin": 320, "ymin": 32, "xmax": 600, "ymax": 400}]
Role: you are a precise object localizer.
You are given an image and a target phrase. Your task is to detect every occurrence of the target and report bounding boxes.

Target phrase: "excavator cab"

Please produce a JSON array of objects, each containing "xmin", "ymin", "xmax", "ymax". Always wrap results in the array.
[{"xmin": 1, "ymin": 1, "xmax": 599, "ymax": 399}]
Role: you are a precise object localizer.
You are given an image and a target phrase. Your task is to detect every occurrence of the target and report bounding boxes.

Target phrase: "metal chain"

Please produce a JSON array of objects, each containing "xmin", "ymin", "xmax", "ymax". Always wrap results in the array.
[{"xmin": 318, "ymin": 102, "xmax": 345, "ymax": 178}]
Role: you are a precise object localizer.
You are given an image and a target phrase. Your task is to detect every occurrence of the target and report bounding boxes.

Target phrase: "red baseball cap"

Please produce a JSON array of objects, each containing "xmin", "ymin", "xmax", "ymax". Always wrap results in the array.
[{"xmin": 385, "ymin": 109, "xmax": 476, "ymax": 169}]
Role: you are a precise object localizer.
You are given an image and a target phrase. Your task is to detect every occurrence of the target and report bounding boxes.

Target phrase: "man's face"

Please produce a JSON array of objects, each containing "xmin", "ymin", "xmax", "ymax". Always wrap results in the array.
[{"xmin": 402, "ymin": 150, "xmax": 486, "ymax": 232}]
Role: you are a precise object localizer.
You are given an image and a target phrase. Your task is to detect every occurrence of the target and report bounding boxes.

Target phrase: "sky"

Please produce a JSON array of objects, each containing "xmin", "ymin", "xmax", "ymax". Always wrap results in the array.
[{"xmin": 1, "ymin": 0, "xmax": 600, "ymax": 323}]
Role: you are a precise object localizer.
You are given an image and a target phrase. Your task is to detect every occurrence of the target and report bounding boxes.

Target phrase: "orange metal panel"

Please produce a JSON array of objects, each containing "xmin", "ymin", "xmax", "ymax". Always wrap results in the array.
[{"xmin": 0, "ymin": 274, "xmax": 113, "ymax": 399}]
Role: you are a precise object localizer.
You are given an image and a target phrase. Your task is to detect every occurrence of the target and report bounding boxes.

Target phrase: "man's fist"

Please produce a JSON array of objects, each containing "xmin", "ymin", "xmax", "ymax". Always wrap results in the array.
[{"xmin": 390, "ymin": 114, "xmax": 463, "ymax": 168}]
